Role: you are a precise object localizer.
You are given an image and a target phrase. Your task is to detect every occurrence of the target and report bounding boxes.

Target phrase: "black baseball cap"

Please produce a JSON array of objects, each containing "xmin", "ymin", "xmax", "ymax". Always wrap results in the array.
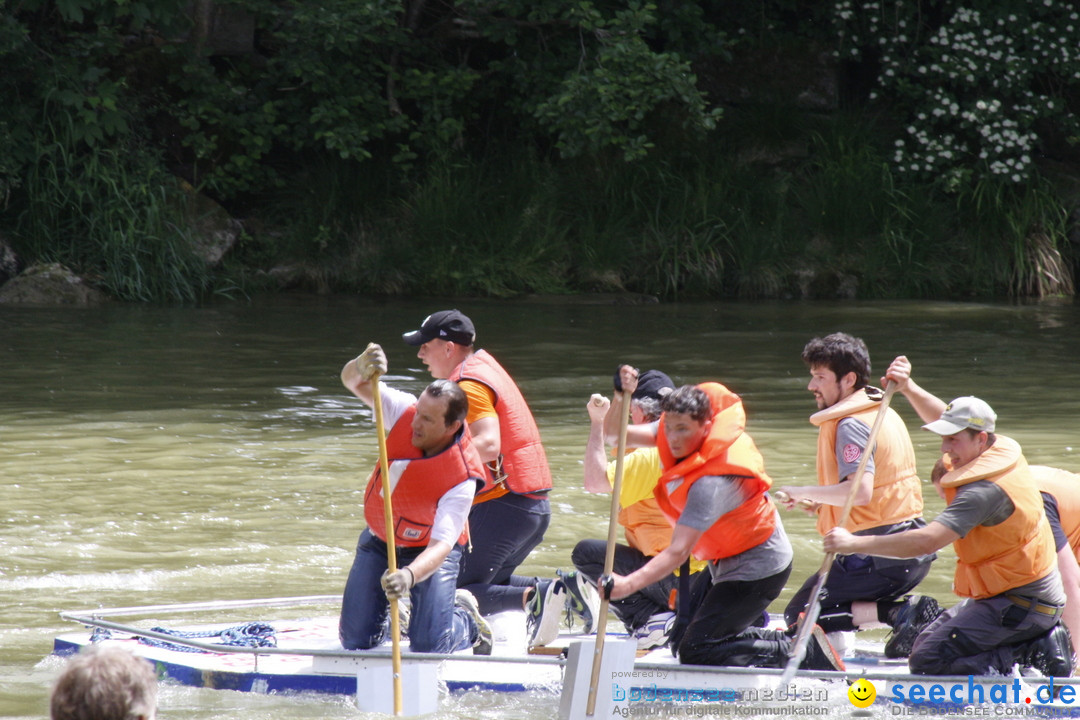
[
  {"xmin": 613, "ymin": 367, "xmax": 676, "ymax": 400},
  {"xmin": 402, "ymin": 310, "xmax": 476, "ymax": 346}
]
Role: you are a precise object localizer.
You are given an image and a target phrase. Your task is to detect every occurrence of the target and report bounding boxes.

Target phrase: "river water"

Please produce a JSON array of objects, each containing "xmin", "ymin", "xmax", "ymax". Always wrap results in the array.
[{"xmin": 2, "ymin": 295, "xmax": 1079, "ymax": 719}]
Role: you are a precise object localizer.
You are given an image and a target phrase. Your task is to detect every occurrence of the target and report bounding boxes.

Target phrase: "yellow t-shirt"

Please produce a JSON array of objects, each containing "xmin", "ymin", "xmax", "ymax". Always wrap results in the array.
[{"xmin": 607, "ymin": 448, "xmax": 706, "ymax": 574}]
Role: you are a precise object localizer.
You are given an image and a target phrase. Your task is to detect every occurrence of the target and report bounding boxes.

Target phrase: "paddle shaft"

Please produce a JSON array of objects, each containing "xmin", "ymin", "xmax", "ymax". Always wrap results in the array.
[
  {"xmin": 586, "ymin": 389, "xmax": 632, "ymax": 716},
  {"xmin": 371, "ymin": 368, "xmax": 404, "ymax": 717},
  {"xmin": 779, "ymin": 381, "xmax": 898, "ymax": 685}
]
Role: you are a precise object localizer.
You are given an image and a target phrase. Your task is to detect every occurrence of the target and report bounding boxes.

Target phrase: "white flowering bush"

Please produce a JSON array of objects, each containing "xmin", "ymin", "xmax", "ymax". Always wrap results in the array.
[{"xmin": 833, "ymin": 0, "xmax": 1080, "ymax": 190}]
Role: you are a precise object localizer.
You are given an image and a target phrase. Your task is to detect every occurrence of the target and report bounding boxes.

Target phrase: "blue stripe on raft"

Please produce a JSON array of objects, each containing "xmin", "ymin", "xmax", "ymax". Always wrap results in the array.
[
  {"xmin": 53, "ymin": 638, "xmax": 537, "ymax": 696},
  {"xmin": 55, "ymin": 638, "xmax": 356, "ymax": 695}
]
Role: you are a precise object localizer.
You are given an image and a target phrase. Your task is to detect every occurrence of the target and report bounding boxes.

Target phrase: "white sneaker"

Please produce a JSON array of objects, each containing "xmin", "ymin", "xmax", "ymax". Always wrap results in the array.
[
  {"xmin": 826, "ymin": 630, "xmax": 851, "ymax": 658},
  {"xmin": 454, "ymin": 589, "xmax": 492, "ymax": 655},
  {"xmin": 558, "ymin": 569, "xmax": 601, "ymax": 634},
  {"xmin": 633, "ymin": 611, "xmax": 675, "ymax": 650},
  {"xmin": 525, "ymin": 579, "xmax": 567, "ymax": 649}
]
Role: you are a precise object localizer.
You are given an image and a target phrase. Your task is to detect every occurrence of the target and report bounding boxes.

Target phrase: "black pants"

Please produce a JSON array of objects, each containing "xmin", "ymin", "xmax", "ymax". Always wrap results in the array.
[
  {"xmin": 572, "ymin": 538, "xmax": 677, "ymax": 631},
  {"xmin": 457, "ymin": 492, "xmax": 550, "ymax": 614},
  {"xmin": 677, "ymin": 563, "xmax": 792, "ymax": 666},
  {"xmin": 784, "ymin": 552, "xmax": 933, "ymax": 632}
]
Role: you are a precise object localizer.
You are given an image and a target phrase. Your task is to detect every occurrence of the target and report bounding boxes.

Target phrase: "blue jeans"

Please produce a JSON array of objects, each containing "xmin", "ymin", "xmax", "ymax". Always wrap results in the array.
[{"xmin": 339, "ymin": 529, "xmax": 477, "ymax": 653}]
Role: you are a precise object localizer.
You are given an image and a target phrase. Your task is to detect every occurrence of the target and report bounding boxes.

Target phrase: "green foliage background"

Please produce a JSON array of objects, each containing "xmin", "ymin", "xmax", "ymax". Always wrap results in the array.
[{"xmin": 0, "ymin": 0, "xmax": 1077, "ymax": 302}]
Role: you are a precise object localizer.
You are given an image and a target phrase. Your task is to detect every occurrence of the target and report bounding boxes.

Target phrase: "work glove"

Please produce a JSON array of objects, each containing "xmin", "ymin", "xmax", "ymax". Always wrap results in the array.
[
  {"xmin": 355, "ymin": 343, "xmax": 388, "ymax": 381},
  {"xmin": 381, "ymin": 567, "xmax": 414, "ymax": 600}
]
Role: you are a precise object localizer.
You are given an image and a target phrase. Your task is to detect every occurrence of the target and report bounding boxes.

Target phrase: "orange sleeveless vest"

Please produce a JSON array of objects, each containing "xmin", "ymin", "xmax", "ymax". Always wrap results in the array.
[
  {"xmin": 363, "ymin": 406, "xmax": 486, "ymax": 547},
  {"xmin": 653, "ymin": 382, "xmax": 776, "ymax": 561},
  {"xmin": 810, "ymin": 388, "xmax": 923, "ymax": 535},
  {"xmin": 450, "ymin": 350, "xmax": 553, "ymax": 499},
  {"xmin": 1031, "ymin": 465, "xmax": 1080, "ymax": 557},
  {"xmin": 941, "ymin": 436, "xmax": 1056, "ymax": 599},
  {"xmin": 614, "ymin": 448, "xmax": 671, "ymax": 557}
]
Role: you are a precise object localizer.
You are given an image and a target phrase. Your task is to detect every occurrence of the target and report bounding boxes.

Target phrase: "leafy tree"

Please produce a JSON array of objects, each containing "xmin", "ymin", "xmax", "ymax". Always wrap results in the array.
[{"xmin": 833, "ymin": 0, "xmax": 1080, "ymax": 190}]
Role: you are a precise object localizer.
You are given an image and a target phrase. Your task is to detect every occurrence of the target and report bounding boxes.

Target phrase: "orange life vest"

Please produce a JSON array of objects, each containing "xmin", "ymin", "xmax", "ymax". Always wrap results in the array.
[
  {"xmin": 941, "ymin": 435, "xmax": 1056, "ymax": 599},
  {"xmin": 450, "ymin": 350, "xmax": 553, "ymax": 500},
  {"xmin": 614, "ymin": 448, "xmax": 671, "ymax": 557},
  {"xmin": 653, "ymin": 382, "xmax": 776, "ymax": 561},
  {"xmin": 1031, "ymin": 465, "xmax": 1080, "ymax": 557},
  {"xmin": 363, "ymin": 406, "xmax": 486, "ymax": 548},
  {"xmin": 810, "ymin": 388, "xmax": 924, "ymax": 535}
]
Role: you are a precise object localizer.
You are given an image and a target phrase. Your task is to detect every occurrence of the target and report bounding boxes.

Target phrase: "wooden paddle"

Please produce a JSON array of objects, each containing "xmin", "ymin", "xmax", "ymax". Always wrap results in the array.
[
  {"xmin": 778, "ymin": 380, "xmax": 898, "ymax": 686},
  {"xmin": 586, "ymin": 388, "xmax": 632, "ymax": 716},
  {"xmin": 370, "ymin": 361, "xmax": 404, "ymax": 717}
]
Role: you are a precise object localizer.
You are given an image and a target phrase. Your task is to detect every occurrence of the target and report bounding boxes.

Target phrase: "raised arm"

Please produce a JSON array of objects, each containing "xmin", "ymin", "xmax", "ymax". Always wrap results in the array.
[
  {"xmin": 341, "ymin": 343, "xmax": 388, "ymax": 407},
  {"xmin": 583, "ymin": 394, "xmax": 615, "ymax": 494},
  {"xmin": 884, "ymin": 355, "xmax": 947, "ymax": 424}
]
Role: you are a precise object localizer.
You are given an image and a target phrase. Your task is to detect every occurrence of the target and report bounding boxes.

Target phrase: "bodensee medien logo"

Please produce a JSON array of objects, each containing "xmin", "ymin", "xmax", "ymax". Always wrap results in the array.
[{"xmin": 610, "ymin": 683, "xmax": 831, "ymax": 717}]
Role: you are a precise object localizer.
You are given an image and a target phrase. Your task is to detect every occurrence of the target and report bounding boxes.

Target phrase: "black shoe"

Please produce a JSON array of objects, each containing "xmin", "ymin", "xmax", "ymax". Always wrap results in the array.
[
  {"xmin": 800, "ymin": 623, "xmax": 846, "ymax": 671},
  {"xmin": 1016, "ymin": 624, "xmax": 1074, "ymax": 677},
  {"xmin": 885, "ymin": 595, "xmax": 942, "ymax": 659}
]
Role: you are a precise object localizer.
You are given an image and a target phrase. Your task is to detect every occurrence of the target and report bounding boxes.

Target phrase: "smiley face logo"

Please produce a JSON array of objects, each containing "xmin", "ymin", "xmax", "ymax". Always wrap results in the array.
[{"xmin": 848, "ymin": 678, "xmax": 876, "ymax": 708}]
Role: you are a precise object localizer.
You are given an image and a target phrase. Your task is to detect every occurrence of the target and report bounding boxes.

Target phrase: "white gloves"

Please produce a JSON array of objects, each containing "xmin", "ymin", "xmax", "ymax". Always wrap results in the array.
[
  {"xmin": 381, "ymin": 567, "xmax": 415, "ymax": 600},
  {"xmin": 355, "ymin": 343, "xmax": 388, "ymax": 381}
]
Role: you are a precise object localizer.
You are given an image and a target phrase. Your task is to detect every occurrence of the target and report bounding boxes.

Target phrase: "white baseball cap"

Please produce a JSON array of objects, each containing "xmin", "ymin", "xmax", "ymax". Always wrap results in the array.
[{"xmin": 922, "ymin": 396, "xmax": 997, "ymax": 435}]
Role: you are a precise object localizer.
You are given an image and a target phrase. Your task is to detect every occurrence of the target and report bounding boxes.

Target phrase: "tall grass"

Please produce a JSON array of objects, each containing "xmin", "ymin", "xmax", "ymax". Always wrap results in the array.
[
  {"xmin": 14, "ymin": 115, "xmax": 209, "ymax": 303},
  {"xmin": 955, "ymin": 176, "xmax": 1074, "ymax": 298},
  {"xmin": 238, "ymin": 106, "xmax": 1078, "ymax": 302}
]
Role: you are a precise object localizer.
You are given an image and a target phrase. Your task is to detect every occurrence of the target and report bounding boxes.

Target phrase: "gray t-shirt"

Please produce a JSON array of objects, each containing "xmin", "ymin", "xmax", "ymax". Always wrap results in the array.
[
  {"xmin": 674, "ymin": 475, "xmax": 793, "ymax": 583},
  {"xmin": 835, "ymin": 416, "xmax": 876, "ymax": 480},
  {"xmin": 935, "ymin": 480, "xmax": 1064, "ymax": 605}
]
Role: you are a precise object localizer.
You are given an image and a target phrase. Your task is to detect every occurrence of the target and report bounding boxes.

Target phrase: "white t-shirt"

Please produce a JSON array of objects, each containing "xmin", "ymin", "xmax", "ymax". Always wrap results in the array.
[{"xmin": 377, "ymin": 383, "xmax": 475, "ymax": 547}]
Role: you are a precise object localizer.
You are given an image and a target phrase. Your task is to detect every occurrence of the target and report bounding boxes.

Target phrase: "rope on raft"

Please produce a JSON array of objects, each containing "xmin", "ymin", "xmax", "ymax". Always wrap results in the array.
[{"xmin": 91, "ymin": 622, "xmax": 278, "ymax": 653}]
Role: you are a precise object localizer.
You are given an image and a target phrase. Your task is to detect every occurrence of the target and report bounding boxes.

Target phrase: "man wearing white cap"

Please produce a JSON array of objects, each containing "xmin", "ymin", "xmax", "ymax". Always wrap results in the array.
[{"xmin": 825, "ymin": 363, "xmax": 1073, "ymax": 677}]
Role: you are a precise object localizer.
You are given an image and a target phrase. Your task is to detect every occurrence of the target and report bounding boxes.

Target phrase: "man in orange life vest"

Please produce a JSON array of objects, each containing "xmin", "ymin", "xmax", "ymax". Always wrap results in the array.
[
  {"xmin": 825, "ymin": 374, "xmax": 1073, "ymax": 676},
  {"xmin": 602, "ymin": 367, "xmax": 844, "ymax": 670},
  {"xmin": 866, "ymin": 355, "xmax": 1078, "ymax": 672},
  {"xmin": 338, "ymin": 344, "xmax": 492, "ymax": 655},
  {"xmin": 776, "ymin": 333, "xmax": 936, "ymax": 658},
  {"xmin": 928, "ymin": 459, "xmax": 1080, "ymax": 666},
  {"xmin": 570, "ymin": 368, "xmax": 703, "ymax": 650},
  {"xmin": 1029, "ymin": 465, "xmax": 1080, "ymax": 661},
  {"xmin": 401, "ymin": 310, "xmax": 559, "ymax": 643}
]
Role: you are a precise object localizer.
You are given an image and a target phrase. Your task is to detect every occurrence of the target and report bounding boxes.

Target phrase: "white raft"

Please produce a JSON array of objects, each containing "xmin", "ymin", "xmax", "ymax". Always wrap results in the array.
[{"xmin": 53, "ymin": 596, "xmax": 1080, "ymax": 717}]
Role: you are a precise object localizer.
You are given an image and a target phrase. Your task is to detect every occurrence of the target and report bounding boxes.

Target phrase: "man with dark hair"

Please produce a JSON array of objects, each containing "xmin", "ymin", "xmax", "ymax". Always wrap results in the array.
[
  {"xmin": 51, "ymin": 645, "xmax": 157, "ymax": 720},
  {"xmin": 338, "ymin": 344, "xmax": 492, "ymax": 655},
  {"xmin": 560, "ymin": 368, "xmax": 704, "ymax": 650},
  {"xmin": 777, "ymin": 332, "xmax": 936, "ymax": 657},
  {"xmin": 400, "ymin": 310, "xmax": 560, "ymax": 648},
  {"xmin": 603, "ymin": 369, "xmax": 844, "ymax": 670}
]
